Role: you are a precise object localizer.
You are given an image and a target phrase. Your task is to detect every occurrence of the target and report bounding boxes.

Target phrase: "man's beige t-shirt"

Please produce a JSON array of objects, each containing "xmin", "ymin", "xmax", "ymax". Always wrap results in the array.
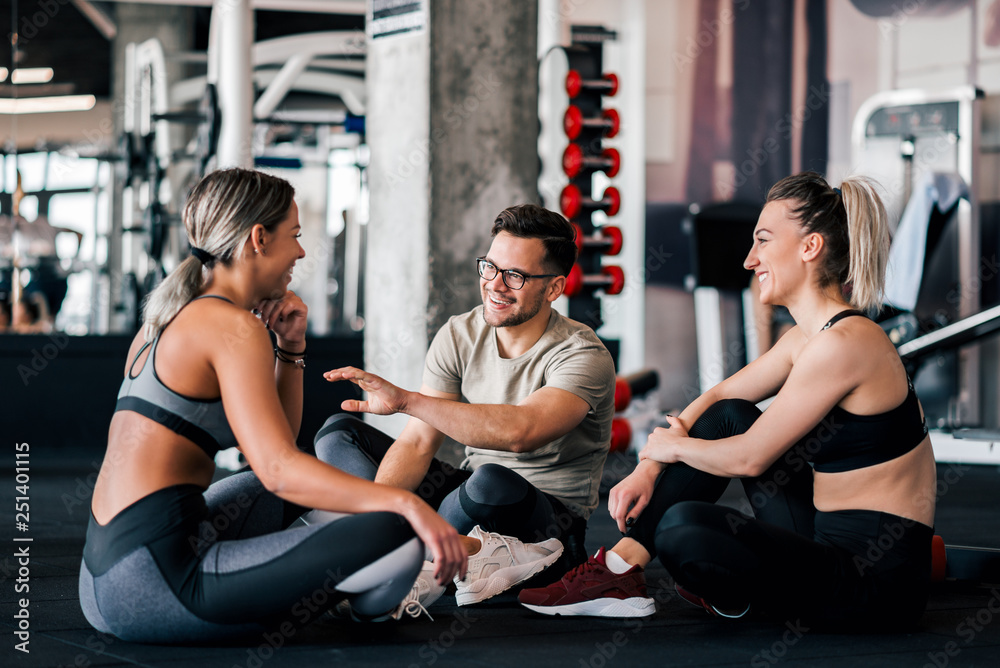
[{"xmin": 423, "ymin": 306, "xmax": 616, "ymax": 518}]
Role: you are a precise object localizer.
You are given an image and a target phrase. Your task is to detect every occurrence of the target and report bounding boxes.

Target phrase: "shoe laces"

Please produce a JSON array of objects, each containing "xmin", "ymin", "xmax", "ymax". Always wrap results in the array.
[
  {"xmin": 494, "ymin": 532, "xmax": 517, "ymax": 562},
  {"xmin": 478, "ymin": 528, "xmax": 518, "ymax": 564},
  {"xmin": 400, "ymin": 599, "xmax": 435, "ymax": 621},
  {"xmin": 563, "ymin": 559, "xmax": 599, "ymax": 584}
]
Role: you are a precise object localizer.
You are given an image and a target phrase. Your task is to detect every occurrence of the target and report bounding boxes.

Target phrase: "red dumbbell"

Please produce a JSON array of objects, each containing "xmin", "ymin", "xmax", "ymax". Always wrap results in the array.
[
  {"xmin": 561, "ymin": 184, "xmax": 621, "ymax": 220},
  {"xmin": 614, "ymin": 377, "xmax": 633, "ymax": 412},
  {"xmin": 563, "ymin": 144, "xmax": 621, "ymax": 179},
  {"xmin": 564, "ymin": 264, "xmax": 626, "ymax": 298},
  {"xmin": 931, "ymin": 535, "xmax": 947, "ymax": 582},
  {"xmin": 563, "ymin": 106, "xmax": 620, "ymax": 141},
  {"xmin": 610, "ymin": 417, "xmax": 632, "ymax": 453},
  {"xmin": 566, "ymin": 70, "xmax": 619, "ymax": 99},
  {"xmin": 572, "ymin": 223, "xmax": 623, "ymax": 257}
]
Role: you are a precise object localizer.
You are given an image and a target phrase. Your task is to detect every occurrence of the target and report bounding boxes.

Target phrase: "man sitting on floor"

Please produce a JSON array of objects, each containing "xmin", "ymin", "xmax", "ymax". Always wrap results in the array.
[{"xmin": 319, "ymin": 204, "xmax": 616, "ymax": 610}]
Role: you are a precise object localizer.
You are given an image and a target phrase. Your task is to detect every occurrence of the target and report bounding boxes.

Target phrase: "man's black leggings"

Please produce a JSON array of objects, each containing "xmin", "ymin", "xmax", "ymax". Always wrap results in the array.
[
  {"xmin": 626, "ymin": 399, "xmax": 932, "ymax": 630},
  {"xmin": 314, "ymin": 414, "xmax": 585, "ymax": 553}
]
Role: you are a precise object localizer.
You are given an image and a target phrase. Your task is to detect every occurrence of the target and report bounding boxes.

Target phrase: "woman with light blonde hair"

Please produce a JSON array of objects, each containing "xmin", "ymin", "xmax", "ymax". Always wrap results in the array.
[
  {"xmin": 80, "ymin": 168, "xmax": 467, "ymax": 643},
  {"xmin": 521, "ymin": 171, "xmax": 937, "ymax": 631}
]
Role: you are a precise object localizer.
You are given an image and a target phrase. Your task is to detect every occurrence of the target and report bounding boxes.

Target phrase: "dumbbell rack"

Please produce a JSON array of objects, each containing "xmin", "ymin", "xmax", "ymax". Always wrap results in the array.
[{"xmin": 559, "ymin": 26, "xmax": 624, "ymax": 332}]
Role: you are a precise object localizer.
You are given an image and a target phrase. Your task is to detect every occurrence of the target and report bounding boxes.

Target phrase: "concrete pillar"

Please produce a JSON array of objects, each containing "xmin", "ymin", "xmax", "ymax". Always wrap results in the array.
[{"xmin": 366, "ymin": 0, "xmax": 539, "ymax": 435}]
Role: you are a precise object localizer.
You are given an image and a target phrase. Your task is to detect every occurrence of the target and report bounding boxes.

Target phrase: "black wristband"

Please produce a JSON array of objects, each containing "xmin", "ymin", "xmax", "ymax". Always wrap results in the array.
[{"xmin": 274, "ymin": 346, "xmax": 306, "ymax": 369}]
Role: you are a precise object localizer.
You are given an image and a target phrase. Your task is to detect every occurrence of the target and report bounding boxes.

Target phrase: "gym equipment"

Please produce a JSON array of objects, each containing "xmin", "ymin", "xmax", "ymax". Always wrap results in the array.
[
  {"xmin": 682, "ymin": 202, "xmax": 761, "ymax": 390},
  {"xmin": 614, "ymin": 377, "xmax": 632, "ymax": 412},
  {"xmin": 562, "ymin": 144, "xmax": 620, "ymax": 179},
  {"xmin": 622, "ymin": 370, "xmax": 659, "ymax": 403},
  {"xmin": 608, "ymin": 369, "xmax": 661, "ymax": 459},
  {"xmin": 565, "ymin": 70, "xmax": 619, "ymax": 99},
  {"xmin": 929, "ymin": 532, "xmax": 1000, "ymax": 586},
  {"xmin": 571, "ymin": 223, "xmax": 622, "ymax": 256},
  {"xmin": 560, "ymin": 184, "xmax": 621, "ymax": 220},
  {"xmin": 550, "ymin": 25, "xmax": 622, "ymax": 334},
  {"xmin": 563, "ymin": 105, "xmax": 620, "ymax": 141},
  {"xmin": 934, "ymin": 543, "xmax": 1000, "ymax": 585},
  {"xmin": 897, "ymin": 303, "xmax": 1000, "ymax": 369},
  {"xmin": 613, "ymin": 369, "xmax": 660, "ymax": 413},
  {"xmin": 610, "ymin": 417, "xmax": 632, "ymax": 453},
  {"xmin": 853, "ymin": 86, "xmax": 985, "ymax": 429},
  {"xmin": 564, "ymin": 264, "xmax": 625, "ymax": 298}
]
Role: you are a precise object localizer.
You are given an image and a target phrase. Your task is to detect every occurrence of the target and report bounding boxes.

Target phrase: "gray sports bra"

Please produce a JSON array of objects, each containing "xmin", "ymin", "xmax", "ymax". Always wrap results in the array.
[{"xmin": 114, "ymin": 295, "xmax": 238, "ymax": 457}]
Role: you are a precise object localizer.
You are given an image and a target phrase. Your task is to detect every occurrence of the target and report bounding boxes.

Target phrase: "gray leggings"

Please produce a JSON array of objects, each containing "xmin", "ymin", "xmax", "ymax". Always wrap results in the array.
[
  {"xmin": 314, "ymin": 414, "xmax": 590, "ymax": 569},
  {"xmin": 79, "ymin": 473, "xmax": 422, "ymax": 644}
]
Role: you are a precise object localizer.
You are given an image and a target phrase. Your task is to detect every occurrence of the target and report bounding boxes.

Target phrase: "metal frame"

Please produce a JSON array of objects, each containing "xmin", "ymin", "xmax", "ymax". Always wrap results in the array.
[
  {"xmin": 852, "ymin": 85, "xmax": 984, "ymax": 428},
  {"xmin": 100, "ymin": 0, "xmax": 365, "ymax": 14}
]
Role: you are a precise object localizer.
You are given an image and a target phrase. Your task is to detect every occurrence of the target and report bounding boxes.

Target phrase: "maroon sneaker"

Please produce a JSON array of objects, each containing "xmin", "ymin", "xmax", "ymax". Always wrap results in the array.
[
  {"xmin": 517, "ymin": 547, "xmax": 656, "ymax": 617},
  {"xmin": 674, "ymin": 583, "xmax": 750, "ymax": 619}
]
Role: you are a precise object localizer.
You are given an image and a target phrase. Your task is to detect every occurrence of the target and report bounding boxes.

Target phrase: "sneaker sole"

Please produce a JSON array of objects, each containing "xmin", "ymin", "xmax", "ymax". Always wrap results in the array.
[
  {"xmin": 520, "ymin": 596, "xmax": 656, "ymax": 618},
  {"xmin": 456, "ymin": 546, "xmax": 564, "ymax": 606}
]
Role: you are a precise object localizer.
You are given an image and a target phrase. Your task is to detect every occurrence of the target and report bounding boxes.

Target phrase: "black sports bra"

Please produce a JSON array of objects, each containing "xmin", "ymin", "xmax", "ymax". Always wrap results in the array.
[{"xmin": 805, "ymin": 309, "xmax": 929, "ymax": 473}]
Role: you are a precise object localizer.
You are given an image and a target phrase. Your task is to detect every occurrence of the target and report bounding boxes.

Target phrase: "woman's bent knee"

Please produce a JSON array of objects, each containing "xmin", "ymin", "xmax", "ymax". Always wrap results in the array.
[{"xmin": 654, "ymin": 501, "xmax": 742, "ymax": 564}]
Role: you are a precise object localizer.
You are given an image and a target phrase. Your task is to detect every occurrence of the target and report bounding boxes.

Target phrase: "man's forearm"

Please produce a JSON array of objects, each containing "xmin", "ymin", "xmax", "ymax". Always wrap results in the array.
[
  {"xmin": 375, "ymin": 443, "xmax": 437, "ymax": 491},
  {"xmin": 403, "ymin": 393, "xmax": 533, "ymax": 452}
]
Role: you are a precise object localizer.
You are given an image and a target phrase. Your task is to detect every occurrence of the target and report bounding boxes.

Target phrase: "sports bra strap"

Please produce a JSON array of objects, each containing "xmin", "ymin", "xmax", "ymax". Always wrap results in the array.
[
  {"xmin": 191, "ymin": 294, "xmax": 235, "ymax": 304},
  {"xmin": 127, "ymin": 340, "xmax": 153, "ymax": 378},
  {"xmin": 821, "ymin": 309, "xmax": 866, "ymax": 331}
]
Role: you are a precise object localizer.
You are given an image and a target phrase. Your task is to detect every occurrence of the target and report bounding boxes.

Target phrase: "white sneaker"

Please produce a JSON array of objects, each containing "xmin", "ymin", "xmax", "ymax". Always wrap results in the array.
[
  {"xmin": 454, "ymin": 526, "xmax": 564, "ymax": 606},
  {"xmin": 391, "ymin": 561, "xmax": 446, "ymax": 621}
]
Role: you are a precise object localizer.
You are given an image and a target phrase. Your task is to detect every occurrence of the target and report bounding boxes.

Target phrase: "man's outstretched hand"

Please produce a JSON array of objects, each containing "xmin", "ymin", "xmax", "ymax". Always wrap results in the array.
[{"xmin": 324, "ymin": 366, "xmax": 410, "ymax": 416}]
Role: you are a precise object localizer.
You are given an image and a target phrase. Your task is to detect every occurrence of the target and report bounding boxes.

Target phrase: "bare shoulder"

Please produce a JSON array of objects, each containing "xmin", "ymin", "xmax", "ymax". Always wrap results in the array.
[
  {"xmin": 801, "ymin": 315, "xmax": 895, "ymax": 377},
  {"xmin": 161, "ymin": 299, "xmax": 272, "ymax": 363},
  {"xmin": 769, "ymin": 323, "xmax": 808, "ymax": 363}
]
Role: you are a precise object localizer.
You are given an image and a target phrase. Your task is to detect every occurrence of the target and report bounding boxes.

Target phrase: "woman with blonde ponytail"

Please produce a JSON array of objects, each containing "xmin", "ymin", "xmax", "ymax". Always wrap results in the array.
[
  {"xmin": 526, "ymin": 171, "xmax": 936, "ymax": 632},
  {"xmin": 80, "ymin": 168, "xmax": 467, "ymax": 643}
]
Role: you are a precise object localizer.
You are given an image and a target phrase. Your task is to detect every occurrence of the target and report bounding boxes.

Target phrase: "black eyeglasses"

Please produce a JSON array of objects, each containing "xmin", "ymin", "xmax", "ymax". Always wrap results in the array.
[{"xmin": 476, "ymin": 257, "xmax": 559, "ymax": 290}]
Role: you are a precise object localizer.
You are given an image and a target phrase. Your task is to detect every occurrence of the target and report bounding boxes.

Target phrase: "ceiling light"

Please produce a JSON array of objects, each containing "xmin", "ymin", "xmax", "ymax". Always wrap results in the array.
[
  {"xmin": 0, "ymin": 95, "xmax": 97, "ymax": 114},
  {"xmin": 11, "ymin": 68, "xmax": 55, "ymax": 84}
]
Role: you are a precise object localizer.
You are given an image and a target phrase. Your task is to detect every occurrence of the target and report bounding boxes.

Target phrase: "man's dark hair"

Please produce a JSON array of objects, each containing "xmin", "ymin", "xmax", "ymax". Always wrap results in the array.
[{"xmin": 491, "ymin": 204, "xmax": 578, "ymax": 277}]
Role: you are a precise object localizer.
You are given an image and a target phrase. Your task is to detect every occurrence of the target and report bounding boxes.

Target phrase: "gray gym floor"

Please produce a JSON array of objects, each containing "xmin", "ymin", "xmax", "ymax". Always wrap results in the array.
[{"xmin": 3, "ymin": 446, "xmax": 1000, "ymax": 667}]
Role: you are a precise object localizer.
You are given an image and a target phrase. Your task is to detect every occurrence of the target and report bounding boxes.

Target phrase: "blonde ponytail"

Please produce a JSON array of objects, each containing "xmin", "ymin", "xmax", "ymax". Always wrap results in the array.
[
  {"xmin": 839, "ymin": 176, "xmax": 889, "ymax": 313},
  {"xmin": 141, "ymin": 168, "xmax": 295, "ymax": 339},
  {"xmin": 142, "ymin": 257, "xmax": 209, "ymax": 340}
]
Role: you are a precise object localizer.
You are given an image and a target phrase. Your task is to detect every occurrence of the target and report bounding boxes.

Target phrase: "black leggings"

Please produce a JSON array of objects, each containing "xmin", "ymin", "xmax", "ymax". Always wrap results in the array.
[
  {"xmin": 314, "ymin": 414, "xmax": 587, "ymax": 559},
  {"xmin": 628, "ymin": 399, "xmax": 932, "ymax": 631}
]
